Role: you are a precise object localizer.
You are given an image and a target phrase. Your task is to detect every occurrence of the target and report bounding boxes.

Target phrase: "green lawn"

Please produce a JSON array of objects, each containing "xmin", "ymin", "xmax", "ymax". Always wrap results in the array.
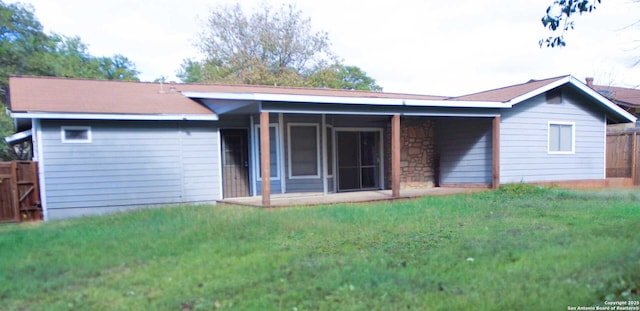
[{"xmin": 1, "ymin": 185, "xmax": 639, "ymax": 310}]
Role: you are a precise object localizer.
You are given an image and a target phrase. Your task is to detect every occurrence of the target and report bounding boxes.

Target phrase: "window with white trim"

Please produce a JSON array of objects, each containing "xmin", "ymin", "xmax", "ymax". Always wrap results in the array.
[
  {"xmin": 288, "ymin": 123, "xmax": 320, "ymax": 178},
  {"xmin": 254, "ymin": 125, "xmax": 280, "ymax": 179},
  {"xmin": 548, "ymin": 122, "xmax": 575, "ymax": 154},
  {"xmin": 61, "ymin": 126, "xmax": 92, "ymax": 143}
]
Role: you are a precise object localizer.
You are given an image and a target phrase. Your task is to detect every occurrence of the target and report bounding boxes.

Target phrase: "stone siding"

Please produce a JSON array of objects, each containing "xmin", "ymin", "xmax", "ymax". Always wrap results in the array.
[{"xmin": 385, "ymin": 117, "xmax": 436, "ymax": 189}]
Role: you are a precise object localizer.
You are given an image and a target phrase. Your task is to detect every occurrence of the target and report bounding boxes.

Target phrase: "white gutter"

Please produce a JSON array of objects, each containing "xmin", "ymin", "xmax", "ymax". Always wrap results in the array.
[
  {"xmin": 10, "ymin": 112, "xmax": 219, "ymax": 121},
  {"xmin": 182, "ymin": 91, "xmax": 510, "ymax": 109}
]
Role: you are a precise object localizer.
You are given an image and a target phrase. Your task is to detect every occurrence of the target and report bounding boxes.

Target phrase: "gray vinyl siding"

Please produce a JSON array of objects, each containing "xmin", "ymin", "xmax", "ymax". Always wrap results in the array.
[
  {"xmin": 500, "ymin": 88, "xmax": 606, "ymax": 183},
  {"xmin": 41, "ymin": 120, "xmax": 220, "ymax": 219},
  {"xmin": 436, "ymin": 117, "xmax": 493, "ymax": 185}
]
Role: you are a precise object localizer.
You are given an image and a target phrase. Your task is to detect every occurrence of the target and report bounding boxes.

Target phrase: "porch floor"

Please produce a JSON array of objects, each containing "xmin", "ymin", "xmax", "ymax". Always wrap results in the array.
[{"xmin": 219, "ymin": 187, "xmax": 488, "ymax": 207}]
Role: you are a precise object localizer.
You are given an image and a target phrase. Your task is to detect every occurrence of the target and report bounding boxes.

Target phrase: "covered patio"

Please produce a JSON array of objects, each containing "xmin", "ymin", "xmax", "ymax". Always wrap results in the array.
[{"xmin": 219, "ymin": 187, "xmax": 487, "ymax": 207}]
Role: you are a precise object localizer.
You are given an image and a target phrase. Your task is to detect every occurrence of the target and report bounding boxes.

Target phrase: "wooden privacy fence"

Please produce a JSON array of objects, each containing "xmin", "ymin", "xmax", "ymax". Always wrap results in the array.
[
  {"xmin": 0, "ymin": 161, "xmax": 42, "ymax": 222},
  {"xmin": 606, "ymin": 132, "xmax": 639, "ymax": 185}
]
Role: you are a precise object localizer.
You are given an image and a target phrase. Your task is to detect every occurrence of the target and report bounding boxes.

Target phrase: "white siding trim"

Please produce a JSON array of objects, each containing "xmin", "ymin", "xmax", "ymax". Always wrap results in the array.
[
  {"xmin": 253, "ymin": 123, "xmax": 281, "ymax": 181},
  {"xmin": 216, "ymin": 129, "xmax": 224, "ymax": 199},
  {"xmin": 249, "ymin": 115, "xmax": 256, "ymax": 196},
  {"xmin": 287, "ymin": 123, "xmax": 321, "ymax": 179},
  {"xmin": 32, "ymin": 119, "xmax": 48, "ymax": 221},
  {"xmin": 332, "ymin": 128, "xmax": 338, "ymax": 192},
  {"xmin": 547, "ymin": 121, "xmax": 576, "ymax": 154},
  {"xmin": 279, "ymin": 113, "xmax": 286, "ymax": 193},
  {"xmin": 321, "ymin": 115, "xmax": 328, "ymax": 194},
  {"xmin": 326, "ymin": 124, "xmax": 334, "ymax": 178}
]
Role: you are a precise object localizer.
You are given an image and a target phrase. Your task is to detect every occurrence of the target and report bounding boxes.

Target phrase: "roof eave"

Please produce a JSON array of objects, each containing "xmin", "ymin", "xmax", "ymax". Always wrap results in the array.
[
  {"xmin": 183, "ymin": 91, "xmax": 510, "ymax": 109},
  {"xmin": 506, "ymin": 76, "xmax": 637, "ymax": 123},
  {"xmin": 506, "ymin": 76, "xmax": 571, "ymax": 107},
  {"xmin": 567, "ymin": 76, "xmax": 636, "ymax": 123}
]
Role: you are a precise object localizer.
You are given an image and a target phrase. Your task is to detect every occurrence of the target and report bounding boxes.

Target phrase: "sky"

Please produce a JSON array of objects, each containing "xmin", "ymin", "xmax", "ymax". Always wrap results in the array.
[{"xmin": 9, "ymin": 0, "xmax": 640, "ymax": 96}]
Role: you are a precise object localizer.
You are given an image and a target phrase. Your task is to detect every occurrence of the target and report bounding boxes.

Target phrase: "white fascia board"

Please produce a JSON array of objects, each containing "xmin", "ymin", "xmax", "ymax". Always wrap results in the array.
[
  {"xmin": 9, "ymin": 112, "xmax": 219, "ymax": 121},
  {"xmin": 184, "ymin": 91, "xmax": 509, "ymax": 108},
  {"xmin": 567, "ymin": 76, "xmax": 637, "ymax": 123},
  {"xmin": 183, "ymin": 91, "xmax": 402, "ymax": 105},
  {"xmin": 403, "ymin": 99, "xmax": 511, "ymax": 108},
  {"xmin": 506, "ymin": 76, "xmax": 571, "ymax": 107},
  {"xmin": 402, "ymin": 112, "xmax": 500, "ymax": 118}
]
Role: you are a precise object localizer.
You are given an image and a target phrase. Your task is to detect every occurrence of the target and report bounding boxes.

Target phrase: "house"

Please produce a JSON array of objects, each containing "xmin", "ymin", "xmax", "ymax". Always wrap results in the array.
[
  {"xmin": 585, "ymin": 77, "xmax": 640, "ymax": 132},
  {"xmin": 585, "ymin": 77, "xmax": 640, "ymax": 124},
  {"xmin": 6, "ymin": 75, "xmax": 636, "ymax": 220}
]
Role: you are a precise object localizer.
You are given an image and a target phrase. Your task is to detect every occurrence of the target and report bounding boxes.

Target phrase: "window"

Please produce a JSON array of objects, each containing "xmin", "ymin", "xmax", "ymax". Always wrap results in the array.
[
  {"xmin": 288, "ymin": 123, "xmax": 320, "ymax": 178},
  {"xmin": 548, "ymin": 122, "xmax": 575, "ymax": 154},
  {"xmin": 254, "ymin": 125, "xmax": 280, "ymax": 179},
  {"xmin": 61, "ymin": 126, "xmax": 91, "ymax": 143}
]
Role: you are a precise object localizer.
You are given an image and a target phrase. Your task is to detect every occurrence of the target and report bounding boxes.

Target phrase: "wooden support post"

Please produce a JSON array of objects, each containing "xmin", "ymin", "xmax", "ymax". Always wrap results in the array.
[
  {"xmin": 492, "ymin": 116, "xmax": 501, "ymax": 189},
  {"xmin": 632, "ymin": 131, "xmax": 637, "ymax": 186},
  {"xmin": 391, "ymin": 114, "xmax": 401, "ymax": 198},
  {"xmin": 260, "ymin": 112, "xmax": 271, "ymax": 207}
]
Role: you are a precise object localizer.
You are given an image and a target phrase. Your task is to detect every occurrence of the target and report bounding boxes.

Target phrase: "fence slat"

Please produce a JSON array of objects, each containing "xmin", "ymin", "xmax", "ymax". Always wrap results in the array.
[
  {"xmin": 606, "ymin": 130, "xmax": 640, "ymax": 186},
  {"xmin": 0, "ymin": 161, "xmax": 41, "ymax": 223}
]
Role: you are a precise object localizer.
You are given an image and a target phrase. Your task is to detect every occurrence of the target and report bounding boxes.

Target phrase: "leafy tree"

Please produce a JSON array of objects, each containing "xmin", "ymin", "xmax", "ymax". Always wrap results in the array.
[
  {"xmin": 309, "ymin": 64, "xmax": 382, "ymax": 91},
  {"xmin": 540, "ymin": 0, "xmax": 601, "ymax": 47},
  {"xmin": 179, "ymin": 2, "xmax": 381, "ymax": 90},
  {"xmin": 0, "ymin": 0, "xmax": 139, "ymax": 160}
]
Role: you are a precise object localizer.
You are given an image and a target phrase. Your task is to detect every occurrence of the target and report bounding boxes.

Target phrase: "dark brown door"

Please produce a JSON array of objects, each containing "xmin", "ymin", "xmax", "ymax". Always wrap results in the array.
[{"xmin": 222, "ymin": 129, "xmax": 250, "ymax": 198}]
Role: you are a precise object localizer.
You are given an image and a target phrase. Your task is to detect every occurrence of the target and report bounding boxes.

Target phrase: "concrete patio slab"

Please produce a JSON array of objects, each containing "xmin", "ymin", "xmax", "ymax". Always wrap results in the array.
[{"xmin": 219, "ymin": 187, "xmax": 488, "ymax": 207}]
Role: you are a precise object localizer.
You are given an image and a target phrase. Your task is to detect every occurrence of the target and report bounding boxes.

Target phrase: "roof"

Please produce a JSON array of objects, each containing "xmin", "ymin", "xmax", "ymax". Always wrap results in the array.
[
  {"xmin": 8, "ymin": 76, "xmax": 216, "ymax": 118},
  {"xmin": 590, "ymin": 84, "xmax": 640, "ymax": 109},
  {"xmin": 8, "ymin": 76, "xmax": 446, "ymax": 114},
  {"xmin": 451, "ymin": 76, "xmax": 568, "ymax": 102},
  {"xmin": 7, "ymin": 75, "xmax": 636, "ymax": 123}
]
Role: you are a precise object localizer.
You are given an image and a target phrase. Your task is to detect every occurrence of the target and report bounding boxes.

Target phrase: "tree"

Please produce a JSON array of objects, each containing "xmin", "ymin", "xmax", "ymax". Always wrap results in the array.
[
  {"xmin": 179, "ymin": 2, "xmax": 382, "ymax": 90},
  {"xmin": 0, "ymin": 0, "xmax": 139, "ymax": 160},
  {"xmin": 540, "ymin": 0, "xmax": 601, "ymax": 47},
  {"xmin": 309, "ymin": 64, "xmax": 382, "ymax": 91}
]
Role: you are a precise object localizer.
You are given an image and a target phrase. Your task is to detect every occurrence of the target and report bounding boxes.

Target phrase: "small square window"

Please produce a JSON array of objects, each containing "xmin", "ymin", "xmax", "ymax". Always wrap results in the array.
[
  {"xmin": 61, "ymin": 126, "xmax": 92, "ymax": 143},
  {"xmin": 548, "ymin": 122, "xmax": 574, "ymax": 154}
]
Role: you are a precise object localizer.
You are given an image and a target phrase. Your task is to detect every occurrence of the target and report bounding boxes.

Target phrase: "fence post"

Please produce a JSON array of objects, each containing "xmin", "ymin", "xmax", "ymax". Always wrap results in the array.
[{"xmin": 10, "ymin": 162, "xmax": 20, "ymax": 222}]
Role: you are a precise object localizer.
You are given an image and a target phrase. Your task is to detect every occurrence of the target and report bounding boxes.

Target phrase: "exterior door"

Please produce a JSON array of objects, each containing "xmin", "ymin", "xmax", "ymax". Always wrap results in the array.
[
  {"xmin": 337, "ymin": 131, "xmax": 381, "ymax": 191},
  {"xmin": 222, "ymin": 129, "xmax": 250, "ymax": 198}
]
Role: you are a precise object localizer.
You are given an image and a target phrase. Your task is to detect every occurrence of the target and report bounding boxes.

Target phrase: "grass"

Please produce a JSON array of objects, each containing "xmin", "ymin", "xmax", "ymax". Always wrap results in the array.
[{"xmin": 1, "ymin": 185, "xmax": 639, "ymax": 310}]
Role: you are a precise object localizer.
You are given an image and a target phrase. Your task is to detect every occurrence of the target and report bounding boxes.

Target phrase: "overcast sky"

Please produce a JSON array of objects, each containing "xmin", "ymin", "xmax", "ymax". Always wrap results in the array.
[{"xmin": 9, "ymin": 0, "xmax": 640, "ymax": 96}]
